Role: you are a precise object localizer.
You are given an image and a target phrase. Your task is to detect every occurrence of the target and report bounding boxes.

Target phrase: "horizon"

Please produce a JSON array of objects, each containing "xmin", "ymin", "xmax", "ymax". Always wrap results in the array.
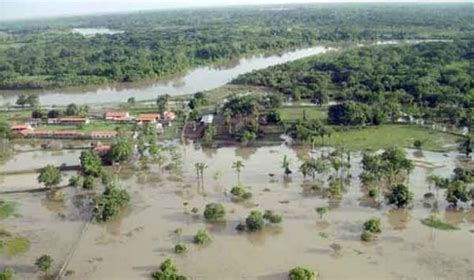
[{"xmin": 1, "ymin": 0, "xmax": 472, "ymax": 22}]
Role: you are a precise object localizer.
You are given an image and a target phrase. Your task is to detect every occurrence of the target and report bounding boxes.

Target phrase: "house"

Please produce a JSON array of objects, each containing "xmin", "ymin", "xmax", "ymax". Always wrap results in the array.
[
  {"xmin": 47, "ymin": 118, "xmax": 60, "ymax": 124},
  {"xmin": 201, "ymin": 114, "xmax": 214, "ymax": 125},
  {"xmin": 162, "ymin": 111, "xmax": 176, "ymax": 121},
  {"xmin": 59, "ymin": 117, "xmax": 90, "ymax": 125},
  {"xmin": 10, "ymin": 124, "xmax": 33, "ymax": 136},
  {"xmin": 105, "ymin": 112, "xmax": 130, "ymax": 122},
  {"xmin": 91, "ymin": 131, "xmax": 118, "ymax": 139},
  {"xmin": 27, "ymin": 130, "xmax": 85, "ymax": 139},
  {"xmin": 94, "ymin": 144, "xmax": 111, "ymax": 156},
  {"xmin": 136, "ymin": 114, "xmax": 160, "ymax": 124}
]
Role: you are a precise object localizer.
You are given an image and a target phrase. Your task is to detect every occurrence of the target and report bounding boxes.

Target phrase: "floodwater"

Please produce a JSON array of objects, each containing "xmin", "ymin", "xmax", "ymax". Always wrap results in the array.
[
  {"xmin": 0, "ymin": 46, "xmax": 332, "ymax": 106},
  {"xmin": 1, "ymin": 143, "xmax": 473, "ymax": 279},
  {"xmin": 71, "ymin": 28, "xmax": 124, "ymax": 36}
]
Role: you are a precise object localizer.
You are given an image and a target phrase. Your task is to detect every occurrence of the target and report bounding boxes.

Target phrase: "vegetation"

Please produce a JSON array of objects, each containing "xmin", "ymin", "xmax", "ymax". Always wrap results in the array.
[
  {"xmin": 94, "ymin": 185, "xmax": 131, "ymax": 222},
  {"xmin": 151, "ymin": 258, "xmax": 188, "ymax": 280},
  {"xmin": 80, "ymin": 150, "xmax": 104, "ymax": 177},
  {"xmin": 193, "ymin": 229, "xmax": 211, "ymax": 245},
  {"xmin": 2, "ymin": 4, "xmax": 472, "ymax": 89},
  {"xmin": 263, "ymin": 210, "xmax": 283, "ymax": 224},
  {"xmin": 2, "ymin": 237, "xmax": 30, "ymax": 258},
  {"xmin": 315, "ymin": 207, "xmax": 329, "ymax": 219},
  {"xmin": 35, "ymin": 255, "xmax": 53, "ymax": 276},
  {"xmin": 421, "ymin": 216, "xmax": 459, "ymax": 230},
  {"xmin": 386, "ymin": 184, "xmax": 414, "ymax": 208},
  {"xmin": 0, "ymin": 268, "xmax": 13, "ymax": 280},
  {"xmin": 37, "ymin": 165, "xmax": 62, "ymax": 189},
  {"xmin": 203, "ymin": 203, "xmax": 226, "ymax": 221},
  {"xmin": 289, "ymin": 267, "xmax": 317, "ymax": 280},
  {"xmin": 174, "ymin": 243, "xmax": 187, "ymax": 254},
  {"xmin": 363, "ymin": 218, "xmax": 382, "ymax": 233},
  {"xmin": 238, "ymin": 210, "xmax": 283, "ymax": 232},
  {"xmin": 107, "ymin": 137, "xmax": 133, "ymax": 163},
  {"xmin": 230, "ymin": 185, "xmax": 252, "ymax": 201},
  {"xmin": 0, "ymin": 200, "xmax": 17, "ymax": 220}
]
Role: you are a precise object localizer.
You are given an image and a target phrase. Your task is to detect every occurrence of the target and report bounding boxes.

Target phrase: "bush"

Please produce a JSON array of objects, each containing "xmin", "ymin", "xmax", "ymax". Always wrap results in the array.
[
  {"xmin": 315, "ymin": 207, "xmax": 329, "ymax": 219},
  {"xmin": 235, "ymin": 223, "xmax": 246, "ymax": 231},
  {"xmin": 414, "ymin": 140, "xmax": 423, "ymax": 149},
  {"xmin": 203, "ymin": 203, "xmax": 226, "ymax": 221},
  {"xmin": 68, "ymin": 175, "xmax": 82, "ymax": 187},
  {"xmin": 263, "ymin": 210, "xmax": 283, "ymax": 224},
  {"xmin": 230, "ymin": 186, "xmax": 252, "ymax": 201},
  {"xmin": 82, "ymin": 176, "xmax": 95, "ymax": 189},
  {"xmin": 245, "ymin": 210, "xmax": 266, "ymax": 232},
  {"xmin": 151, "ymin": 258, "xmax": 188, "ymax": 280},
  {"xmin": 363, "ymin": 218, "xmax": 382, "ymax": 233},
  {"xmin": 0, "ymin": 268, "xmax": 13, "ymax": 280},
  {"xmin": 174, "ymin": 243, "xmax": 187, "ymax": 254},
  {"xmin": 289, "ymin": 266, "xmax": 317, "ymax": 280},
  {"xmin": 193, "ymin": 229, "xmax": 211, "ymax": 245},
  {"xmin": 421, "ymin": 216, "xmax": 459, "ymax": 230}
]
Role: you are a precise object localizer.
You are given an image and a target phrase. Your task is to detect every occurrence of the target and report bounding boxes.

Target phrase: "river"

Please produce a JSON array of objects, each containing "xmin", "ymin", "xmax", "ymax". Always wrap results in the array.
[{"xmin": 0, "ymin": 46, "xmax": 332, "ymax": 106}]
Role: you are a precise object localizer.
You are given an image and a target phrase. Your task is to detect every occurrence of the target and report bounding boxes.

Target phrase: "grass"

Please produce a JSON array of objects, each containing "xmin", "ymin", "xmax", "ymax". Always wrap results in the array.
[
  {"xmin": 1, "ymin": 237, "xmax": 30, "ymax": 258},
  {"xmin": 0, "ymin": 200, "xmax": 17, "ymax": 219},
  {"xmin": 326, "ymin": 124, "xmax": 461, "ymax": 152},
  {"xmin": 278, "ymin": 106, "xmax": 327, "ymax": 122},
  {"xmin": 421, "ymin": 216, "xmax": 459, "ymax": 231}
]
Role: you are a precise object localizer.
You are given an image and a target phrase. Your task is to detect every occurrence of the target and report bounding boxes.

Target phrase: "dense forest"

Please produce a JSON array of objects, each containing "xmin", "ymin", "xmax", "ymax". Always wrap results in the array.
[
  {"xmin": 233, "ymin": 40, "xmax": 473, "ymax": 126},
  {"xmin": 0, "ymin": 3, "xmax": 473, "ymax": 89}
]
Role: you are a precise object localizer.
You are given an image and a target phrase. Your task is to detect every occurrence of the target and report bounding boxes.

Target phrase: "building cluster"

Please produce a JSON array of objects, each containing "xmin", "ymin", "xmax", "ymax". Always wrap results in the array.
[{"xmin": 10, "ymin": 110, "xmax": 176, "ymax": 139}]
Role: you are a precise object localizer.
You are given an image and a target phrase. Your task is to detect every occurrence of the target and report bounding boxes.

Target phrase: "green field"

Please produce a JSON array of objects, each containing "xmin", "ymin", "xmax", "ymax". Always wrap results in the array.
[
  {"xmin": 326, "ymin": 125, "xmax": 461, "ymax": 152},
  {"xmin": 278, "ymin": 106, "xmax": 327, "ymax": 122}
]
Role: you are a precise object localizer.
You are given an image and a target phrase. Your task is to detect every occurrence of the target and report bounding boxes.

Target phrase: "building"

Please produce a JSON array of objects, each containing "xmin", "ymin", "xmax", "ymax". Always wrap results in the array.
[
  {"xmin": 91, "ymin": 131, "xmax": 118, "ymax": 139},
  {"xmin": 94, "ymin": 144, "xmax": 111, "ymax": 156},
  {"xmin": 162, "ymin": 111, "xmax": 176, "ymax": 121},
  {"xmin": 27, "ymin": 130, "xmax": 85, "ymax": 139},
  {"xmin": 10, "ymin": 124, "xmax": 33, "ymax": 136},
  {"xmin": 105, "ymin": 112, "xmax": 130, "ymax": 122},
  {"xmin": 200, "ymin": 114, "xmax": 214, "ymax": 125},
  {"xmin": 59, "ymin": 117, "xmax": 90, "ymax": 125},
  {"xmin": 136, "ymin": 114, "xmax": 160, "ymax": 124}
]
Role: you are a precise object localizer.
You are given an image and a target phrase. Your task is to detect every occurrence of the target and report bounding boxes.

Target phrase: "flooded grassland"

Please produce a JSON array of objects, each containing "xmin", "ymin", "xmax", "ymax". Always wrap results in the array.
[{"xmin": 1, "ymin": 142, "xmax": 472, "ymax": 279}]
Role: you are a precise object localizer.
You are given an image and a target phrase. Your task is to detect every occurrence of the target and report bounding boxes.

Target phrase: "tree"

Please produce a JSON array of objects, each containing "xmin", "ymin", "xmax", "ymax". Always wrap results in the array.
[
  {"xmin": 289, "ymin": 267, "xmax": 317, "ymax": 280},
  {"xmin": 94, "ymin": 185, "xmax": 131, "ymax": 222},
  {"xmin": 108, "ymin": 137, "xmax": 133, "ymax": 163},
  {"xmin": 156, "ymin": 94, "xmax": 170, "ymax": 114},
  {"xmin": 386, "ymin": 184, "xmax": 413, "ymax": 208},
  {"xmin": 224, "ymin": 108, "xmax": 233, "ymax": 134},
  {"xmin": 47, "ymin": 109, "xmax": 61, "ymax": 118},
  {"xmin": 26, "ymin": 94, "xmax": 39, "ymax": 107},
  {"xmin": 35, "ymin": 255, "xmax": 53, "ymax": 276},
  {"xmin": 203, "ymin": 203, "xmax": 226, "ymax": 221},
  {"xmin": 80, "ymin": 150, "xmax": 104, "ymax": 177},
  {"xmin": 315, "ymin": 207, "xmax": 329, "ymax": 219},
  {"xmin": 16, "ymin": 94, "xmax": 27, "ymax": 107},
  {"xmin": 281, "ymin": 155, "xmax": 292, "ymax": 177},
  {"xmin": 127, "ymin": 97, "xmax": 136, "ymax": 105},
  {"xmin": 459, "ymin": 136, "xmax": 472, "ymax": 158},
  {"xmin": 245, "ymin": 210, "xmax": 265, "ymax": 232},
  {"xmin": 37, "ymin": 165, "xmax": 61, "ymax": 189},
  {"xmin": 445, "ymin": 180, "xmax": 470, "ymax": 207},
  {"xmin": 232, "ymin": 160, "xmax": 245, "ymax": 183},
  {"xmin": 194, "ymin": 162, "xmax": 207, "ymax": 186},
  {"xmin": 204, "ymin": 125, "xmax": 217, "ymax": 142},
  {"xmin": 65, "ymin": 103, "xmax": 79, "ymax": 116}
]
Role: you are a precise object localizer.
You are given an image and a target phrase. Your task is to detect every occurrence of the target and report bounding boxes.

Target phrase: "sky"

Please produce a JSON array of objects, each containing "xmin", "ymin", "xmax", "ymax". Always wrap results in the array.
[{"xmin": 1, "ymin": 0, "xmax": 472, "ymax": 21}]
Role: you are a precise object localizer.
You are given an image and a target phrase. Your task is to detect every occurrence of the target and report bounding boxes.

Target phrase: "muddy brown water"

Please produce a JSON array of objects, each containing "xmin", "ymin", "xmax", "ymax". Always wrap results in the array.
[{"xmin": 0, "ymin": 144, "xmax": 473, "ymax": 279}]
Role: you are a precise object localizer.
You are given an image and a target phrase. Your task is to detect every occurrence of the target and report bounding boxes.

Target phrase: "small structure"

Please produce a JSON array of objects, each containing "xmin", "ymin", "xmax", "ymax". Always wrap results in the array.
[
  {"xmin": 47, "ymin": 118, "xmax": 60, "ymax": 124},
  {"xmin": 136, "ymin": 114, "xmax": 160, "ymax": 124},
  {"xmin": 200, "ymin": 114, "xmax": 214, "ymax": 125},
  {"xmin": 105, "ymin": 112, "xmax": 130, "ymax": 122},
  {"xmin": 27, "ymin": 130, "xmax": 85, "ymax": 139},
  {"xmin": 91, "ymin": 131, "xmax": 118, "ymax": 139},
  {"xmin": 94, "ymin": 144, "xmax": 111, "ymax": 156},
  {"xmin": 162, "ymin": 111, "xmax": 176, "ymax": 121},
  {"xmin": 59, "ymin": 117, "xmax": 90, "ymax": 125},
  {"xmin": 10, "ymin": 124, "xmax": 33, "ymax": 136}
]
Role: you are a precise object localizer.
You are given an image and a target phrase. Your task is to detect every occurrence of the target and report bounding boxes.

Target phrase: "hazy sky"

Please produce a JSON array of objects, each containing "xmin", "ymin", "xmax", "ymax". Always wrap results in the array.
[{"xmin": 1, "ymin": 0, "xmax": 472, "ymax": 21}]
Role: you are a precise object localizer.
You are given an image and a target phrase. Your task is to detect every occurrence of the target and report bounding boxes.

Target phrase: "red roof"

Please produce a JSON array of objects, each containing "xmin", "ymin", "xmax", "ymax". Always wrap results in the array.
[
  {"xmin": 137, "ymin": 114, "xmax": 160, "ymax": 122},
  {"xmin": 11, "ymin": 124, "xmax": 30, "ymax": 131}
]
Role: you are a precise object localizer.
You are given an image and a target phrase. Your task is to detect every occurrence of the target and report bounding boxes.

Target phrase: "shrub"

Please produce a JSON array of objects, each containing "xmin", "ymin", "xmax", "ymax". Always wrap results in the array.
[
  {"xmin": 230, "ymin": 185, "xmax": 252, "ymax": 201},
  {"xmin": 0, "ymin": 268, "xmax": 13, "ymax": 280},
  {"xmin": 289, "ymin": 266, "xmax": 317, "ymax": 280},
  {"xmin": 174, "ymin": 243, "xmax": 187, "ymax": 254},
  {"xmin": 368, "ymin": 188, "xmax": 379, "ymax": 198},
  {"xmin": 68, "ymin": 175, "xmax": 82, "ymax": 187},
  {"xmin": 421, "ymin": 216, "xmax": 459, "ymax": 230},
  {"xmin": 82, "ymin": 176, "xmax": 95, "ymax": 189},
  {"xmin": 414, "ymin": 140, "xmax": 423, "ymax": 149},
  {"xmin": 151, "ymin": 258, "xmax": 188, "ymax": 280},
  {"xmin": 315, "ymin": 207, "xmax": 329, "ymax": 219},
  {"xmin": 235, "ymin": 223, "xmax": 246, "ymax": 231},
  {"xmin": 35, "ymin": 255, "xmax": 53, "ymax": 275},
  {"xmin": 245, "ymin": 210, "xmax": 265, "ymax": 232},
  {"xmin": 363, "ymin": 218, "xmax": 382, "ymax": 233},
  {"xmin": 191, "ymin": 207, "xmax": 199, "ymax": 214},
  {"xmin": 263, "ymin": 210, "xmax": 283, "ymax": 224},
  {"xmin": 203, "ymin": 203, "xmax": 226, "ymax": 221},
  {"xmin": 193, "ymin": 229, "xmax": 211, "ymax": 245}
]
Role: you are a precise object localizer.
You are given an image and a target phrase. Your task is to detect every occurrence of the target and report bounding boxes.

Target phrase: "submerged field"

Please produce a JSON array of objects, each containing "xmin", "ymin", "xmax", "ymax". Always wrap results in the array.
[{"xmin": 0, "ymin": 141, "xmax": 473, "ymax": 279}]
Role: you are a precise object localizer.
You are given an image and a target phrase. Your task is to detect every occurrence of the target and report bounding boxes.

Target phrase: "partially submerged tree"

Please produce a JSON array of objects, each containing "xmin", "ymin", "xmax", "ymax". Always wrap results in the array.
[
  {"xmin": 80, "ymin": 150, "xmax": 104, "ymax": 177},
  {"xmin": 203, "ymin": 203, "xmax": 226, "ymax": 221},
  {"xmin": 151, "ymin": 258, "xmax": 188, "ymax": 280},
  {"xmin": 35, "ymin": 255, "xmax": 53, "ymax": 276},
  {"xmin": 37, "ymin": 165, "xmax": 62, "ymax": 189},
  {"xmin": 386, "ymin": 184, "xmax": 413, "ymax": 208}
]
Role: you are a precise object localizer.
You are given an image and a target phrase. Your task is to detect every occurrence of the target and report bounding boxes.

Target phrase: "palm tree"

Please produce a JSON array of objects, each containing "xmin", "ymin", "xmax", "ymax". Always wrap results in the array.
[
  {"xmin": 224, "ymin": 109, "xmax": 233, "ymax": 134},
  {"xmin": 195, "ymin": 162, "xmax": 207, "ymax": 186},
  {"xmin": 232, "ymin": 160, "xmax": 245, "ymax": 183},
  {"xmin": 281, "ymin": 155, "xmax": 292, "ymax": 177}
]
